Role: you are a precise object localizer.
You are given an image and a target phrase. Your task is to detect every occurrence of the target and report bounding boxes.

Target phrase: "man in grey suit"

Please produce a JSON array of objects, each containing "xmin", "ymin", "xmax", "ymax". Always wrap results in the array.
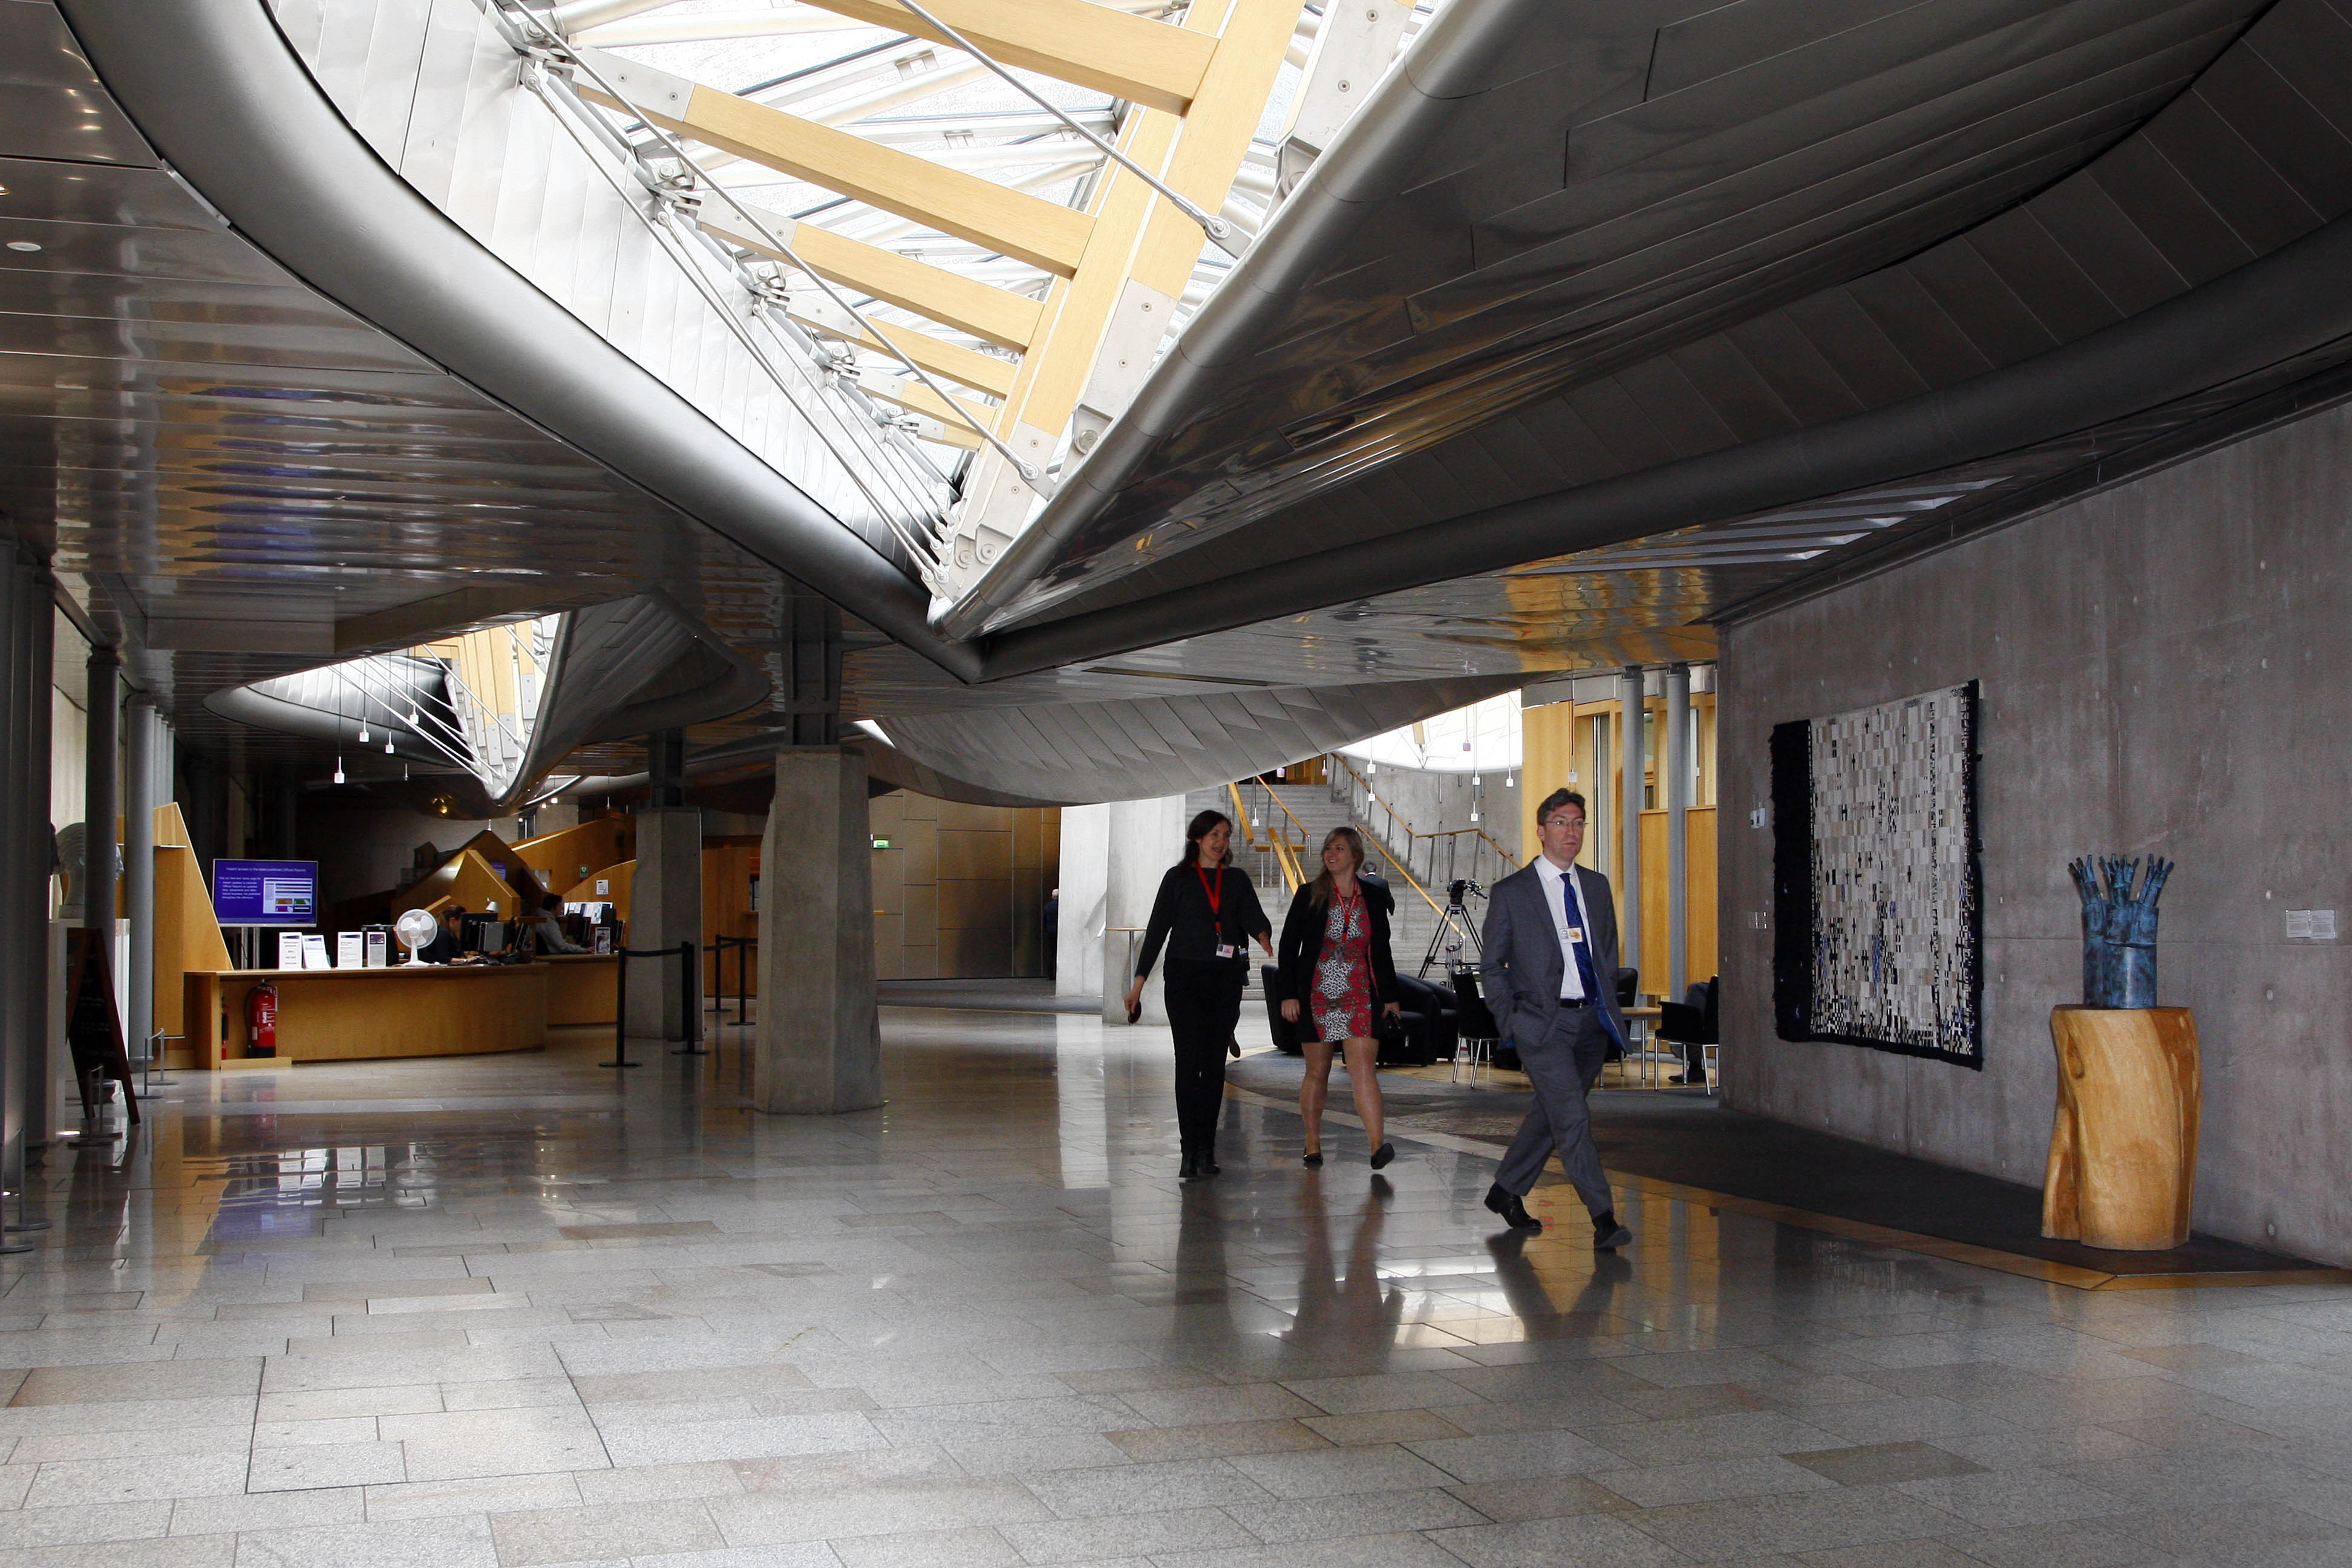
[{"xmin": 1478, "ymin": 788, "xmax": 1633, "ymax": 1249}]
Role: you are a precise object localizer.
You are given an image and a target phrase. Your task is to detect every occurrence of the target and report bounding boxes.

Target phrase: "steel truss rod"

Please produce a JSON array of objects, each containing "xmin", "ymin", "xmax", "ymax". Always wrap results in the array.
[
  {"xmin": 512, "ymin": 9, "xmax": 1054, "ymax": 489},
  {"xmin": 889, "ymin": 0, "xmax": 1239, "ymax": 256}
]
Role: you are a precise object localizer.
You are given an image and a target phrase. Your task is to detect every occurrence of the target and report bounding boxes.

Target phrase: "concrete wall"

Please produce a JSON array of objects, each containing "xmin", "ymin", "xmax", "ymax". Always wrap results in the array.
[
  {"xmin": 1718, "ymin": 398, "xmax": 2352, "ymax": 1264},
  {"xmin": 1339, "ymin": 764, "xmax": 1521, "ymax": 869}
]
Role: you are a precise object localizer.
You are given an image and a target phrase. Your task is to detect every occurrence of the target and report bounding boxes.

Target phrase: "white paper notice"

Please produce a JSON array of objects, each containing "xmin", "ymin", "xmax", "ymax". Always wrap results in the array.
[
  {"xmin": 364, "ymin": 930, "xmax": 388, "ymax": 968},
  {"xmin": 278, "ymin": 931, "xmax": 304, "ymax": 970},
  {"xmin": 336, "ymin": 932, "xmax": 364, "ymax": 969},
  {"xmin": 301, "ymin": 933, "xmax": 332, "ymax": 970}
]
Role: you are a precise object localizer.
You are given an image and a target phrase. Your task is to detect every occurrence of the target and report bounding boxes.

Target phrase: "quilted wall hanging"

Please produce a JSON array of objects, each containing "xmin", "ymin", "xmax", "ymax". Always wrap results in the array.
[{"xmin": 1772, "ymin": 681, "xmax": 1983, "ymax": 1068}]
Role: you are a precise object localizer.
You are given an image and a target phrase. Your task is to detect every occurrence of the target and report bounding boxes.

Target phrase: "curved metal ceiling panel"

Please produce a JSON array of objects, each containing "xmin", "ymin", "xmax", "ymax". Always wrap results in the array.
[
  {"xmin": 874, "ymin": 675, "xmax": 1526, "ymax": 806},
  {"xmin": 958, "ymin": 0, "xmax": 2290, "ymax": 637}
]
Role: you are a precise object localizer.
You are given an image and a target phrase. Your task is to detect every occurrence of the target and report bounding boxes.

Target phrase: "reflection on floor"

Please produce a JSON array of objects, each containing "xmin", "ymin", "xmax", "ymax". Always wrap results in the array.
[
  {"xmin": 1224, "ymin": 1056, "xmax": 2340, "ymax": 1285},
  {"xmin": 9, "ymin": 1006, "xmax": 2352, "ymax": 1567}
]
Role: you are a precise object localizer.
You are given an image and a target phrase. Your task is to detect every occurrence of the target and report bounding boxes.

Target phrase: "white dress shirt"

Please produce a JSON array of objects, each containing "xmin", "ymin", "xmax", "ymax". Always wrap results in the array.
[{"xmin": 1532, "ymin": 855, "xmax": 1592, "ymax": 1001}]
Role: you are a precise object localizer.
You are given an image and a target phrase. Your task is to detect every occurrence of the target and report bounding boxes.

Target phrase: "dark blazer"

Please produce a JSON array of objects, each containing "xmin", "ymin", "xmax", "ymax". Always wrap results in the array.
[
  {"xmin": 1478, "ymin": 858, "xmax": 1625, "ymax": 1047},
  {"xmin": 1276, "ymin": 880, "xmax": 1400, "ymax": 1016},
  {"xmin": 1135, "ymin": 860, "xmax": 1273, "ymax": 975}
]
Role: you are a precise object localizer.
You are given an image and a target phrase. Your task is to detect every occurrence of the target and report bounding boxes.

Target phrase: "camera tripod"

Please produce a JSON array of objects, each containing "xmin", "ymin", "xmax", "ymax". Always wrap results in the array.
[{"xmin": 1420, "ymin": 878, "xmax": 1484, "ymax": 976}]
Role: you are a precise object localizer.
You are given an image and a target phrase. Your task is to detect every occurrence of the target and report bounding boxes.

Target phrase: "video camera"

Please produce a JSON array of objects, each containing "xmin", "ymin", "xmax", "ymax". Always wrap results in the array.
[{"xmin": 1447, "ymin": 879, "xmax": 1486, "ymax": 906}]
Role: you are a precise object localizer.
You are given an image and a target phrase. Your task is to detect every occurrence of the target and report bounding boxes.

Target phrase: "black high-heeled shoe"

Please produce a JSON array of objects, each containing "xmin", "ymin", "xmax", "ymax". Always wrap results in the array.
[
  {"xmin": 1369, "ymin": 1142, "xmax": 1396, "ymax": 1169},
  {"xmin": 1302, "ymin": 1149, "xmax": 1323, "ymax": 1168}
]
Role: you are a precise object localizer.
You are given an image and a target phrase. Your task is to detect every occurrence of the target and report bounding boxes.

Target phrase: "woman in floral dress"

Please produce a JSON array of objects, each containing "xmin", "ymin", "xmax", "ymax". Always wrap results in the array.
[{"xmin": 1276, "ymin": 827, "xmax": 1399, "ymax": 1168}]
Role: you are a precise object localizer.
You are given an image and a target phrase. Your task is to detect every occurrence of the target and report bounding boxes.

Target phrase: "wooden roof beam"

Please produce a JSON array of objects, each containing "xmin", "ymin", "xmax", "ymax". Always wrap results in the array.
[
  {"xmin": 700, "ymin": 201, "xmax": 1043, "ymax": 351},
  {"xmin": 790, "ymin": 0, "xmax": 1214, "ymax": 116},
  {"xmin": 574, "ymin": 49, "xmax": 1093, "ymax": 276}
]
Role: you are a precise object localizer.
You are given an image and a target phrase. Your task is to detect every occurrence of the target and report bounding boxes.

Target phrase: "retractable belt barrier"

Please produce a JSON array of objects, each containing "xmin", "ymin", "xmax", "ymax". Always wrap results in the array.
[
  {"xmin": 604, "ymin": 940, "xmax": 704, "ymax": 1068},
  {"xmin": 707, "ymin": 934, "xmax": 756, "ymax": 1027}
]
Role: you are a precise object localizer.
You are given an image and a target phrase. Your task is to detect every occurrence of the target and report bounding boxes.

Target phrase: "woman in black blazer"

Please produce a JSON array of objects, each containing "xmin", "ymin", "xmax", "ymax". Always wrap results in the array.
[
  {"xmin": 1276, "ymin": 826, "xmax": 1399, "ymax": 1169},
  {"xmin": 1125, "ymin": 810, "xmax": 1274, "ymax": 1179}
]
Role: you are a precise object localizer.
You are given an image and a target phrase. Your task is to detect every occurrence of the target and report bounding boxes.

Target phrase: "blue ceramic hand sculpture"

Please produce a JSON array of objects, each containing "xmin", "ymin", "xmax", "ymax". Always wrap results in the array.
[{"xmin": 2068, "ymin": 855, "xmax": 2173, "ymax": 1008}]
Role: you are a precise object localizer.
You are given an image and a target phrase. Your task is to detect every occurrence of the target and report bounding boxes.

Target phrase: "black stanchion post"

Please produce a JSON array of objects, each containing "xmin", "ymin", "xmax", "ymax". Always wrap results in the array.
[
  {"xmin": 736, "ymin": 936, "xmax": 750, "ymax": 1027},
  {"xmin": 602, "ymin": 949, "xmax": 639, "ymax": 1068},
  {"xmin": 672, "ymin": 939, "xmax": 707, "ymax": 1056}
]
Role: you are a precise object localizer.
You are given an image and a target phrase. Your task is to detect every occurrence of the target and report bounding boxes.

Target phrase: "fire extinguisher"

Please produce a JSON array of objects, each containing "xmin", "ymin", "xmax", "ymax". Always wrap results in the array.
[{"xmin": 246, "ymin": 980, "xmax": 279, "ymax": 1059}]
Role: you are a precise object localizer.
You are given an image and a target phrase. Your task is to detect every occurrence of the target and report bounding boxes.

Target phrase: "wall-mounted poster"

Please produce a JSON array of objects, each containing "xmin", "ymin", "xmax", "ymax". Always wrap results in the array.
[{"xmin": 1772, "ymin": 681, "xmax": 1982, "ymax": 1068}]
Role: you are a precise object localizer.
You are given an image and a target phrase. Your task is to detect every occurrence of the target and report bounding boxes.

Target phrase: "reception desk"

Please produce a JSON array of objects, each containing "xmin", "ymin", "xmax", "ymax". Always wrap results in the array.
[
  {"xmin": 542, "ymin": 953, "xmax": 618, "ymax": 1026},
  {"xmin": 185, "ymin": 963, "xmax": 548, "ymax": 1067}
]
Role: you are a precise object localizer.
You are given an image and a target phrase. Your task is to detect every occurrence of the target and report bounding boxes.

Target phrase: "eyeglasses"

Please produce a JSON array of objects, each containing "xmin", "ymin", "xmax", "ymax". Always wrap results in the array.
[{"xmin": 1540, "ymin": 815, "xmax": 1586, "ymax": 830}]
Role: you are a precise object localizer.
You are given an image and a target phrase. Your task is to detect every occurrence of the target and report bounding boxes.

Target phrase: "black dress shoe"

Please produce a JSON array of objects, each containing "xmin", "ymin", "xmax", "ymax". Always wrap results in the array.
[
  {"xmin": 1369, "ymin": 1142, "xmax": 1396, "ymax": 1170},
  {"xmin": 1483, "ymin": 1183, "xmax": 1541, "ymax": 1231},
  {"xmin": 1301, "ymin": 1149, "xmax": 1323, "ymax": 1168},
  {"xmin": 1201, "ymin": 1155, "xmax": 1220, "ymax": 1175},
  {"xmin": 1592, "ymin": 1209, "xmax": 1632, "ymax": 1250},
  {"xmin": 1178, "ymin": 1152, "xmax": 1200, "ymax": 1180}
]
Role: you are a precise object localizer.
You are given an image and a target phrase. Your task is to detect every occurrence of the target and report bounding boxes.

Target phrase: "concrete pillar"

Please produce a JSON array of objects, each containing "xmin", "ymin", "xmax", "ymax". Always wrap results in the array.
[
  {"xmin": 1664, "ymin": 662, "xmax": 1690, "ymax": 1004},
  {"xmin": 756, "ymin": 749, "xmax": 880, "ymax": 1114},
  {"xmin": 2, "ymin": 552, "xmax": 48, "ymax": 1189},
  {"xmin": 647, "ymin": 728, "xmax": 686, "ymax": 809},
  {"xmin": 124, "ymin": 697, "xmax": 155, "ymax": 1069},
  {"xmin": 1618, "ymin": 665, "xmax": 1643, "ymax": 985},
  {"xmin": 624, "ymin": 806, "xmax": 701, "ymax": 1040},
  {"xmin": 15, "ymin": 557, "xmax": 53, "ymax": 1152},
  {"xmin": 1102, "ymin": 795, "xmax": 1186, "ymax": 1025},
  {"xmin": 83, "ymin": 647, "xmax": 117, "ymax": 936},
  {"xmin": 1055, "ymin": 803, "xmax": 1108, "ymax": 999}
]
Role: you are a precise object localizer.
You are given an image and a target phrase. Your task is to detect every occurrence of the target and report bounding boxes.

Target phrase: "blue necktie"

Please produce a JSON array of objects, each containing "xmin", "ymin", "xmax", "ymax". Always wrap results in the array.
[{"xmin": 1561, "ymin": 873, "xmax": 1625, "ymax": 1051}]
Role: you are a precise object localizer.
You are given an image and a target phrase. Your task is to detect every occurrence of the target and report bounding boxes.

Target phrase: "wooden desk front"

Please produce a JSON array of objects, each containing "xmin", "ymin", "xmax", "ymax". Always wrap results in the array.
[
  {"xmin": 541, "ymin": 953, "xmax": 618, "ymax": 1026},
  {"xmin": 185, "ymin": 963, "xmax": 547, "ymax": 1067}
]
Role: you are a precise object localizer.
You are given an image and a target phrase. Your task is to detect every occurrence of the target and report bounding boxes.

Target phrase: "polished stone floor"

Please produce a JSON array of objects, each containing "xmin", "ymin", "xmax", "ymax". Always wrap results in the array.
[{"xmin": 7, "ymin": 1007, "xmax": 2352, "ymax": 1568}]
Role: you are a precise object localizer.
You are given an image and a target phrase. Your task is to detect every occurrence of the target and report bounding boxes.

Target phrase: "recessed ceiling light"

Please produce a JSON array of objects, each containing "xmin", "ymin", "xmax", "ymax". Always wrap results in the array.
[{"xmin": 5, "ymin": 241, "xmax": 38, "ymax": 253}]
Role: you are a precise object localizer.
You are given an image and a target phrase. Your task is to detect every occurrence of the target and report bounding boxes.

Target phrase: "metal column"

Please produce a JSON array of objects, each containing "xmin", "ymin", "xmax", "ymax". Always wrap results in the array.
[
  {"xmin": 1664, "ymin": 662, "xmax": 1690, "ymax": 1005},
  {"xmin": 1618, "ymin": 665, "xmax": 1644, "ymax": 987},
  {"xmin": 124, "ymin": 697, "xmax": 155, "ymax": 1074}
]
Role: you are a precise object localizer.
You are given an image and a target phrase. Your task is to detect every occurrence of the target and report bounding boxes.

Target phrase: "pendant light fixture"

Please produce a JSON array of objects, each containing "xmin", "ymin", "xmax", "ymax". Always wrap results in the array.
[{"xmin": 333, "ymin": 756, "xmax": 345, "ymax": 785}]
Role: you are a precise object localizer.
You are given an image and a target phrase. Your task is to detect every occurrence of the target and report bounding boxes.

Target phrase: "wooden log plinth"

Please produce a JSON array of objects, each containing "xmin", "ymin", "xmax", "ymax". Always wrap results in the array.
[{"xmin": 2043, "ymin": 1006, "xmax": 2200, "ymax": 1250}]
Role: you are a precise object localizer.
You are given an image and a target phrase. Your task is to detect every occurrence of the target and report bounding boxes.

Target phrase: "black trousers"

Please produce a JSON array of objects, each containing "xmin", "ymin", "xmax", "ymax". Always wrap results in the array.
[{"xmin": 1163, "ymin": 958, "xmax": 1244, "ymax": 1153}]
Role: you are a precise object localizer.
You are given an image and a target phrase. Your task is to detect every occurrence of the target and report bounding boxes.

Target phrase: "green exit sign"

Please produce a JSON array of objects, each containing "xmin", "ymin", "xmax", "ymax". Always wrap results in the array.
[{"xmin": 871, "ymin": 837, "xmax": 892, "ymax": 849}]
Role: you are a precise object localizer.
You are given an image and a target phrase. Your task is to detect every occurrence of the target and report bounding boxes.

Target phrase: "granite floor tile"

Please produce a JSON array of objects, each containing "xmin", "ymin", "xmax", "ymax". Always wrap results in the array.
[
  {"xmin": 22, "ymin": 1451, "xmax": 250, "ymax": 1506},
  {"xmin": 1428, "ymin": 1512, "xmax": 1690, "ymax": 1568},
  {"xmin": 827, "ymin": 1523, "xmax": 1024, "ymax": 1568},
  {"xmin": 996, "ymin": 1505, "xmax": 1258, "ymax": 1564},
  {"xmin": 0, "ymin": 1011, "xmax": 2339, "ymax": 1568},
  {"xmin": 705, "ymin": 1477, "xmax": 1051, "ymax": 1545},
  {"xmin": 1022, "ymin": 1455, "xmax": 1270, "ymax": 1517},
  {"xmin": 1440, "ymin": 1474, "xmax": 1635, "ymax": 1523},
  {"xmin": 1596, "ymin": 1454, "xmax": 1840, "ymax": 1508},
  {"xmin": 245, "ymin": 1439, "xmax": 411, "ymax": 1491},
  {"xmin": 230, "ymin": 1511, "xmax": 500, "ymax": 1568},
  {"xmin": 1400, "ymin": 1429, "xmax": 1628, "ymax": 1483},
  {"xmin": 487, "ymin": 1499, "xmax": 724, "ymax": 1566},
  {"xmin": 1784, "ymin": 1442, "xmax": 1989, "ymax": 1488},
  {"xmin": 1216, "ymin": 1440, "xmax": 1461, "ymax": 1501},
  {"xmin": 1104, "ymin": 1419, "xmax": 1328, "ymax": 1462},
  {"xmin": 1153, "ymin": 1532, "xmax": 1473, "ymax": 1568},
  {"xmin": 1220, "ymin": 1486, "xmax": 1491, "ymax": 1542}
]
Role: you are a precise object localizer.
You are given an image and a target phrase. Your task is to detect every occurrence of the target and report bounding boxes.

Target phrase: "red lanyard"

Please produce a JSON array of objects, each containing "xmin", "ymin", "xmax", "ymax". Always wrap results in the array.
[{"xmin": 1195, "ymin": 864, "xmax": 1224, "ymax": 920}]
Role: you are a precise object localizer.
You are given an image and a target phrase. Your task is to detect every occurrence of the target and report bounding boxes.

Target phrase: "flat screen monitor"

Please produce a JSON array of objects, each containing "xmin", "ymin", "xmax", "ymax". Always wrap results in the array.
[{"xmin": 212, "ymin": 858, "xmax": 319, "ymax": 927}]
